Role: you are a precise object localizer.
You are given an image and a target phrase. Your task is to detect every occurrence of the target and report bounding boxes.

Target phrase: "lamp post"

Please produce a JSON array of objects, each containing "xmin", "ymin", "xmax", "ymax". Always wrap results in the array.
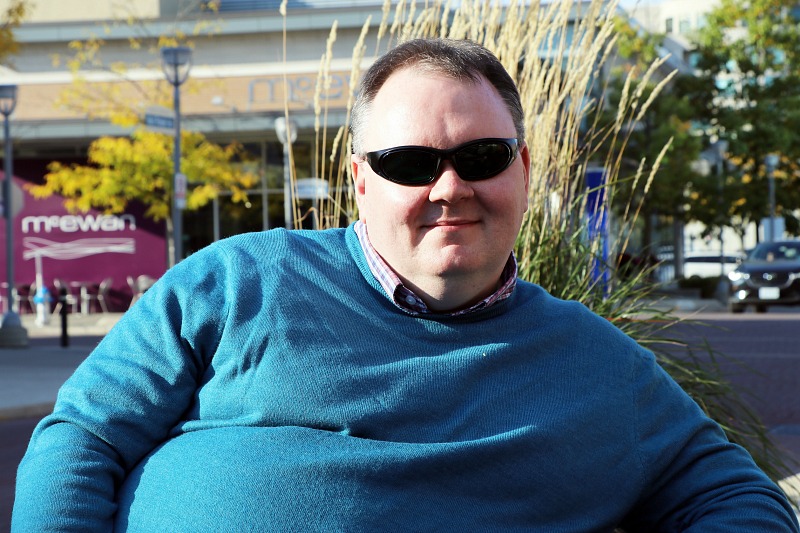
[
  {"xmin": 0, "ymin": 84, "xmax": 28, "ymax": 347},
  {"xmin": 274, "ymin": 117, "xmax": 298, "ymax": 229},
  {"xmin": 161, "ymin": 46, "xmax": 192, "ymax": 267},
  {"xmin": 765, "ymin": 153, "xmax": 779, "ymax": 242},
  {"xmin": 714, "ymin": 140, "xmax": 729, "ymax": 277}
]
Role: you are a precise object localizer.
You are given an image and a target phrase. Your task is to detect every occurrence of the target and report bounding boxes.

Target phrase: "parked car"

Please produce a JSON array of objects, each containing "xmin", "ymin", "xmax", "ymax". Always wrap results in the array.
[{"xmin": 727, "ymin": 240, "xmax": 800, "ymax": 313}]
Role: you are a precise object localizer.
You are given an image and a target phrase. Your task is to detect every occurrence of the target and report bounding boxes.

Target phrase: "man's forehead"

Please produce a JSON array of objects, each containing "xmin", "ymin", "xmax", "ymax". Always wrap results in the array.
[
  {"xmin": 372, "ymin": 68, "xmax": 493, "ymax": 113},
  {"xmin": 376, "ymin": 65, "xmax": 479, "ymax": 92},
  {"xmin": 363, "ymin": 69, "xmax": 513, "ymax": 150},
  {"xmin": 372, "ymin": 69, "xmax": 501, "ymax": 114}
]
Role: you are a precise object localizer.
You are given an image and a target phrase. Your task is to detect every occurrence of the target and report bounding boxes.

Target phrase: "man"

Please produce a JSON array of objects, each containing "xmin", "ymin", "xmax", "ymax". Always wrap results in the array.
[{"xmin": 13, "ymin": 38, "xmax": 799, "ymax": 532}]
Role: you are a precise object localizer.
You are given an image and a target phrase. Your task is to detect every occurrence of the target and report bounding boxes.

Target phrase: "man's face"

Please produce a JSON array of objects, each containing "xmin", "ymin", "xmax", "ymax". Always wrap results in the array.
[{"xmin": 352, "ymin": 67, "xmax": 530, "ymax": 305}]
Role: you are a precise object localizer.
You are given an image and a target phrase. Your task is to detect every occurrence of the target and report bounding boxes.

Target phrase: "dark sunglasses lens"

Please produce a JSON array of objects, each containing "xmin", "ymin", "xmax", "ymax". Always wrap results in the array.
[
  {"xmin": 380, "ymin": 150, "xmax": 440, "ymax": 184},
  {"xmin": 454, "ymin": 142, "xmax": 513, "ymax": 180}
]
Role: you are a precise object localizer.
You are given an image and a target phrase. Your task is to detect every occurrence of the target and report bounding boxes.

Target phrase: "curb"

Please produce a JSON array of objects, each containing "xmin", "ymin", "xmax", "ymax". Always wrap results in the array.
[{"xmin": 0, "ymin": 403, "xmax": 54, "ymax": 422}]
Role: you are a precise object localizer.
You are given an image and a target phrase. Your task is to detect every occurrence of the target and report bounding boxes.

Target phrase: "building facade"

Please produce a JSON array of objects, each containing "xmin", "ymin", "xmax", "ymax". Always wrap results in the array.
[{"xmin": 1, "ymin": 0, "xmax": 381, "ymax": 310}]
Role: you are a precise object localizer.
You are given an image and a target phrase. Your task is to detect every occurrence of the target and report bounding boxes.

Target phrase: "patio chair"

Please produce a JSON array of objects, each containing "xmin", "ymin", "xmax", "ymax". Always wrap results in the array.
[
  {"xmin": 82, "ymin": 277, "xmax": 113, "ymax": 314},
  {"xmin": 127, "ymin": 276, "xmax": 137, "ymax": 307},
  {"xmin": 136, "ymin": 275, "xmax": 156, "ymax": 293},
  {"xmin": 0, "ymin": 282, "xmax": 7, "ymax": 313},
  {"xmin": 128, "ymin": 275, "xmax": 156, "ymax": 307},
  {"xmin": 12, "ymin": 282, "xmax": 36, "ymax": 314}
]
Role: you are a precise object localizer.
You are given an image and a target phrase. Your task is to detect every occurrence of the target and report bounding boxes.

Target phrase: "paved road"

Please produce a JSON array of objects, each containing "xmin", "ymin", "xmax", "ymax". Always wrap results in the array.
[
  {"xmin": 663, "ymin": 312, "xmax": 800, "ymax": 428},
  {"xmin": 659, "ymin": 312, "xmax": 800, "ymax": 487},
  {"xmin": 1, "ymin": 416, "xmax": 39, "ymax": 532},
  {"xmin": 0, "ymin": 317, "xmax": 109, "ymax": 532}
]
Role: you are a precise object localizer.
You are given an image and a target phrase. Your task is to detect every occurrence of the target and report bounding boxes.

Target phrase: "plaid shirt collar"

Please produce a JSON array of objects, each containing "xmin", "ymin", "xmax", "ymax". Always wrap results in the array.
[{"xmin": 354, "ymin": 220, "xmax": 517, "ymax": 316}]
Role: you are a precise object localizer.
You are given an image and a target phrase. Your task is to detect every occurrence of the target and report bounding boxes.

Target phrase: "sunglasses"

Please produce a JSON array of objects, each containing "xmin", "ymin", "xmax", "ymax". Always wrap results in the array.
[{"xmin": 363, "ymin": 137, "xmax": 519, "ymax": 186}]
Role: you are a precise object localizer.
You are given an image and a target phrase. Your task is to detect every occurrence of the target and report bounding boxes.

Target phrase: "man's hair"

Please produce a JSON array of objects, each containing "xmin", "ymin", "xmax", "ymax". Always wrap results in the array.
[{"xmin": 350, "ymin": 38, "xmax": 525, "ymax": 155}]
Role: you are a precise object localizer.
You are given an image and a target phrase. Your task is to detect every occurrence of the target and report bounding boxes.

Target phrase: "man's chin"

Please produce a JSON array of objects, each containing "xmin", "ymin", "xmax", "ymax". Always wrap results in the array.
[{"xmin": 427, "ymin": 249, "xmax": 482, "ymax": 276}]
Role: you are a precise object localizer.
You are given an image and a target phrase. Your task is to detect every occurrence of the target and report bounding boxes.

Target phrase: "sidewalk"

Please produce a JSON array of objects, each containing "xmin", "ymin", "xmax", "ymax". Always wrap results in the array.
[
  {"xmin": 640, "ymin": 283, "xmax": 729, "ymax": 314},
  {"xmin": 0, "ymin": 312, "xmax": 122, "ymax": 420},
  {"xmin": 645, "ymin": 296, "xmax": 727, "ymax": 314}
]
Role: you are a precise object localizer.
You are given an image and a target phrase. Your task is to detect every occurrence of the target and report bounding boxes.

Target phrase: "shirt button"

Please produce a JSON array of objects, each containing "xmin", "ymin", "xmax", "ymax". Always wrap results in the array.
[{"xmin": 405, "ymin": 295, "xmax": 417, "ymax": 305}]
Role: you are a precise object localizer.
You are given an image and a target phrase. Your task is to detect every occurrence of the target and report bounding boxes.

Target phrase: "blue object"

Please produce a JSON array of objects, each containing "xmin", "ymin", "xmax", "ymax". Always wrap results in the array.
[
  {"xmin": 32, "ymin": 286, "xmax": 52, "ymax": 305},
  {"xmin": 585, "ymin": 168, "xmax": 609, "ymax": 296}
]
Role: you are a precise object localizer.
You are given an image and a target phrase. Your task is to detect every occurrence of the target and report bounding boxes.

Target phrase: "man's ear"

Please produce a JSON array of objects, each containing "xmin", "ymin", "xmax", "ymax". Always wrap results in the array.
[
  {"xmin": 352, "ymin": 155, "xmax": 367, "ymax": 219},
  {"xmin": 520, "ymin": 142, "xmax": 531, "ymax": 211}
]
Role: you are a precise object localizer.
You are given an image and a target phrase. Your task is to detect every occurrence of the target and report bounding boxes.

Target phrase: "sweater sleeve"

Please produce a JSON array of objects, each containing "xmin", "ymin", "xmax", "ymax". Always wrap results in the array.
[
  {"xmin": 621, "ymin": 347, "xmax": 799, "ymax": 532},
  {"xmin": 12, "ymin": 245, "xmax": 231, "ymax": 532}
]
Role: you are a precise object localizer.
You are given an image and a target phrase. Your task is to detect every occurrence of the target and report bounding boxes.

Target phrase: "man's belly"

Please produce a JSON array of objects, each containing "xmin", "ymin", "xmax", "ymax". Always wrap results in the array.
[{"xmin": 114, "ymin": 424, "xmax": 623, "ymax": 532}]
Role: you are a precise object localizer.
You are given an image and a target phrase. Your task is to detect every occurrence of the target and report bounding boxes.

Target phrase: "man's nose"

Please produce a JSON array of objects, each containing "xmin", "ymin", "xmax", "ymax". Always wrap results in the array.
[{"xmin": 428, "ymin": 160, "xmax": 475, "ymax": 203}]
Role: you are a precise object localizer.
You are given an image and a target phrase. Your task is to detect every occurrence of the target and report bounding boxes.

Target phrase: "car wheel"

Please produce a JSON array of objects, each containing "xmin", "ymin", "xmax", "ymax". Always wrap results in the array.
[
  {"xmin": 730, "ymin": 303, "xmax": 745, "ymax": 313},
  {"xmin": 756, "ymin": 304, "xmax": 768, "ymax": 313}
]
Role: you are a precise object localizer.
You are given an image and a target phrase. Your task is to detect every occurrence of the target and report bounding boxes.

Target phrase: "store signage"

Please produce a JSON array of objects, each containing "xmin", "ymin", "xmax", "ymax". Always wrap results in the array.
[
  {"xmin": 21, "ymin": 214, "xmax": 137, "ymax": 234},
  {"xmin": 248, "ymin": 72, "xmax": 350, "ymax": 109}
]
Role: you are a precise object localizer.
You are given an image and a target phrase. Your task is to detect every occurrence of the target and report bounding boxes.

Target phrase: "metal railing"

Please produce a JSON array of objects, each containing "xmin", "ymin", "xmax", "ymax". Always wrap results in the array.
[{"xmin": 218, "ymin": 0, "xmax": 384, "ymax": 11}]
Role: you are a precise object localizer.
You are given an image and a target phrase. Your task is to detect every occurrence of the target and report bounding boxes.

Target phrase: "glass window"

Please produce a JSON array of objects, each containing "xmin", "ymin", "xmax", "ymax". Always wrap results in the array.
[
  {"xmin": 696, "ymin": 14, "xmax": 707, "ymax": 29},
  {"xmin": 751, "ymin": 242, "xmax": 800, "ymax": 261},
  {"xmin": 182, "ymin": 137, "xmax": 355, "ymax": 252}
]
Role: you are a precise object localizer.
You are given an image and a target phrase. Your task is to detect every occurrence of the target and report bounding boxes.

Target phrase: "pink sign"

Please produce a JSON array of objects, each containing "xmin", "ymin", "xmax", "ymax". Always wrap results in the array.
[{"xmin": 1, "ymin": 173, "xmax": 166, "ymax": 313}]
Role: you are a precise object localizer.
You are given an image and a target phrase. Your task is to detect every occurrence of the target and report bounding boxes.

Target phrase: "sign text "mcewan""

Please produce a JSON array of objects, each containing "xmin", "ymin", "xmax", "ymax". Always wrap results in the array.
[{"xmin": 21, "ymin": 214, "xmax": 137, "ymax": 234}]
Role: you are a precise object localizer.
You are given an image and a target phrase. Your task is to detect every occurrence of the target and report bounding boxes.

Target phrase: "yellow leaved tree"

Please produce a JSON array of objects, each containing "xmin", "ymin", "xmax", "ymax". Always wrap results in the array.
[
  {"xmin": 26, "ymin": 6, "xmax": 256, "ymax": 266},
  {"xmin": 0, "ymin": 0, "xmax": 27, "ymax": 65},
  {"xmin": 28, "ymin": 129, "xmax": 255, "ymax": 224}
]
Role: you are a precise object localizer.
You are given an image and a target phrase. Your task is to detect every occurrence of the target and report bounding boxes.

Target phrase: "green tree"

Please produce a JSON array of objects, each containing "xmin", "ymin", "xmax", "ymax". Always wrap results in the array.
[
  {"xmin": 598, "ymin": 16, "xmax": 703, "ymax": 262},
  {"xmin": 686, "ymin": 0, "xmax": 800, "ymax": 240}
]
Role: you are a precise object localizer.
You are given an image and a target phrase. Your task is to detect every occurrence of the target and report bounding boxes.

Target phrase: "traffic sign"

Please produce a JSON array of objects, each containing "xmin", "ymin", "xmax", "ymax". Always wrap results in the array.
[{"xmin": 144, "ymin": 105, "xmax": 175, "ymax": 134}]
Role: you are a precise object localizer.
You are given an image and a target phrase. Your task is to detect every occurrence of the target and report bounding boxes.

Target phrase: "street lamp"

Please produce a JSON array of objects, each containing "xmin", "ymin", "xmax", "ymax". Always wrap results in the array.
[
  {"xmin": 765, "ymin": 153, "xmax": 779, "ymax": 242},
  {"xmin": 161, "ymin": 46, "xmax": 192, "ymax": 267},
  {"xmin": 714, "ymin": 139, "xmax": 729, "ymax": 277},
  {"xmin": 274, "ymin": 117, "xmax": 298, "ymax": 229},
  {"xmin": 0, "ymin": 84, "xmax": 28, "ymax": 347}
]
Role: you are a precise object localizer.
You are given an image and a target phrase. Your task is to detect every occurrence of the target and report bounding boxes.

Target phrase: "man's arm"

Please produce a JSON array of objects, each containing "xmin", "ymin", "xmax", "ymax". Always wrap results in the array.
[
  {"xmin": 12, "ymin": 247, "xmax": 229, "ymax": 531},
  {"xmin": 622, "ymin": 348, "xmax": 799, "ymax": 532}
]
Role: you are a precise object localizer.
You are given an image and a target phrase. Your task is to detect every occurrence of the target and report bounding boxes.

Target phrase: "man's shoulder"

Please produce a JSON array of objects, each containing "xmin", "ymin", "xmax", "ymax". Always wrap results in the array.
[
  {"xmin": 512, "ymin": 280, "xmax": 623, "ymax": 328},
  {"xmin": 512, "ymin": 279, "xmax": 580, "ymax": 311},
  {"xmin": 224, "ymin": 226, "xmax": 348, "ymax": 244},
  {"xmin": 510, "ymin": 280, "xmax": 645, "ymax": 358},
  {"xmin": 211, "ymin": 227, "xmax": 350, "ymax": 258}
]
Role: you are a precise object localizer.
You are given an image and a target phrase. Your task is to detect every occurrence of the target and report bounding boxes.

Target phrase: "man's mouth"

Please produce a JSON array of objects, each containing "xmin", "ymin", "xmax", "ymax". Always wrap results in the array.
[{"xmin": 428, "ymin": 218, "xmax": 476, "ymax": 227}]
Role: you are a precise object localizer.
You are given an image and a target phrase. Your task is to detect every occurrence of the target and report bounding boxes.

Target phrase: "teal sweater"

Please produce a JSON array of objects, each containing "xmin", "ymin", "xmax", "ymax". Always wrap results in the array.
[{"xmin": 13, "ymin": 226, "xmax": 798, "ymax": 532}]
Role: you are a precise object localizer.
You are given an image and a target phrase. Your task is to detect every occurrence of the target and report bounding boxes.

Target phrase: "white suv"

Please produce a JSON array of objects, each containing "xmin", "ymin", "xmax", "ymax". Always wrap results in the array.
[
  {"xmin": 683, "ymin": 253, "xmax": 744, "ymax": 278},
  {"xmin": 655, "ymin": 251, "xmax": 745, "ymax": 281}
]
